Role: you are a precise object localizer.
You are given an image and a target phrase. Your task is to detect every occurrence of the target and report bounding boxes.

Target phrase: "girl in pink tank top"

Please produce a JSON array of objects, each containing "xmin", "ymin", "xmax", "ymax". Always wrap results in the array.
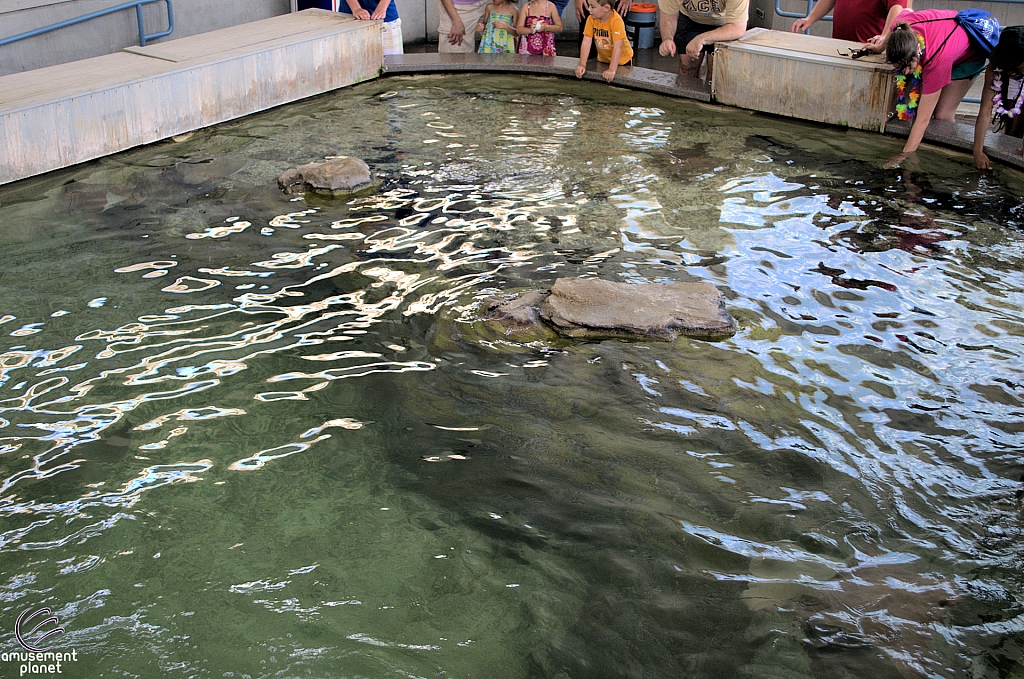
[{"xmin": 516, "ymin": 0, "xmax": 563, "ymax": 56}]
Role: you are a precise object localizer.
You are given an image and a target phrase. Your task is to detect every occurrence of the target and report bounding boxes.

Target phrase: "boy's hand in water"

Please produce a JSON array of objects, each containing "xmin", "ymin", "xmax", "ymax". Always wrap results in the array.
[
  {"xmin": 603, "ymin": 67, "xmax": 617, "ymax": 82},
  {"xmin": 575, "ymin": 64, "xmax": 587, "ymax": 78}
]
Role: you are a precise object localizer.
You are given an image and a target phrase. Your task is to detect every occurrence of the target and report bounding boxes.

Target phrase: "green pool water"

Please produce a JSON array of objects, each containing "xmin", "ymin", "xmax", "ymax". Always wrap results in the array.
[{"xmin": 1, "ymin": 74, "xmax": 1023, "ymax": 679}]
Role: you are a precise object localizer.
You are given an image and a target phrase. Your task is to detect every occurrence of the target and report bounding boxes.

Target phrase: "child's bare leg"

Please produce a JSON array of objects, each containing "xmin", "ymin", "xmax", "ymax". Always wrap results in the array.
[{"xmin": 933, "ymin": 78, "xmax": 974, "ymax": 121}]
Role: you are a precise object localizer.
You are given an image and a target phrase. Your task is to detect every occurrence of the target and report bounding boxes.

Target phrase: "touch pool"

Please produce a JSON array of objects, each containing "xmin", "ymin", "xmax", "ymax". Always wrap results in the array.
[{"xmin": 1, "ymin": 74, "xmax": 1024, "ymax": 679}]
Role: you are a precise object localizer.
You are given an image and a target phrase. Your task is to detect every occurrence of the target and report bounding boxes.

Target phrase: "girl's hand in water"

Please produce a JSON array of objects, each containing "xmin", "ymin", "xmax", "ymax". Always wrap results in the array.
[
  {"xmin": 884, "ymin": 152, "xmax": 908, "ymax": 169},
  {"xmin": 974, "ymin": 150, "xmax": 992, "ymax": 170}
]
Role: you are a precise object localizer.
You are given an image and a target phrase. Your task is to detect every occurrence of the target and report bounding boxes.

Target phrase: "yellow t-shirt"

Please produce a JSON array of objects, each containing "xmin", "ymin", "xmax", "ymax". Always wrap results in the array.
[
  {"xmin": 584, "ymin": 12, "xmax": 634, "ymax": 65},
  {"xmin": 658, "ymin": 0, "xmax": 748, "ymax": 26}
]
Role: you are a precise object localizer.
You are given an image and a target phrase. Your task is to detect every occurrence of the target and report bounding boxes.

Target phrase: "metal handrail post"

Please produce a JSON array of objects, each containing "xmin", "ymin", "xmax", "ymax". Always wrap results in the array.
[
  {"xmin": 144, "ymin": 0, "xmax": 174, "ymax": 43},
  {"xmin": 137, "ymin": 3, "xmax": 147, "ymax": 45},
  {"xmin": 0, "ymin": 0, "xmax": 173, "ymax": 49},
  {"xmin": 774, "ymin": 0, "xmax": 831, "ymax": 21}
]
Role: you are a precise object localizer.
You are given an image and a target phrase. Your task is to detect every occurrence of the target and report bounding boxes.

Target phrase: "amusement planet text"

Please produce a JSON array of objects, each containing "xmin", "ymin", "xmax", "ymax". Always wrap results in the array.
[{"xmin": 2, "ymin": 650, "xmax": 79, "ymax": 676}]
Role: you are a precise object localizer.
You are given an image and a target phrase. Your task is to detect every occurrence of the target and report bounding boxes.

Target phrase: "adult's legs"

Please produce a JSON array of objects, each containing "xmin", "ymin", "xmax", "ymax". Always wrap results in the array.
[
  {"xmin": 674, "ymin": 14, "xmax": 714, "ymax": 78},
  {"xmin": 679, "ymin": 53, "xmax": 703, "ymax": 77},
  {"xmin": 438, "ymin": 0, "xmax": 487, "ymax": 53},
  {"xmin": 933, "ymin": 78, "xmax": 974, "ymax": 121}
]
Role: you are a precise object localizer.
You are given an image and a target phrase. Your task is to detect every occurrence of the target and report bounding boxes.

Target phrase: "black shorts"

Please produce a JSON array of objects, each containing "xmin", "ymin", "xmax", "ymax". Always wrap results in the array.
[{"xmin": 673, "ymin": 13, "xmax": 717, "ymax": 53}]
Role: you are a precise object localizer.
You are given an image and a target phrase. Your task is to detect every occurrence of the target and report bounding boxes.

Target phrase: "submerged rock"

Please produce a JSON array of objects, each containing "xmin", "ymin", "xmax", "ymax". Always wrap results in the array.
[
  {"xmin": 277, "ymin": 157, "xmax": 374, "ymax": 196},
  {"xmin": 540, "ymin": 277, "xmax": 736, "ymax": 340},
  {"xmin": 485, "ymin": 291, "xmax": 549, "ymax": 327}
]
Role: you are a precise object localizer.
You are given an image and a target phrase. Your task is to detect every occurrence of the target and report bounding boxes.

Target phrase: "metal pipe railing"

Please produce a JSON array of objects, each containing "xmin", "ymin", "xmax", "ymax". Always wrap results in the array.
[
  {"xmin": 775, "ymin": 0, "xmax": 831, "ymax": 22},
  {"xmin": 0, "ymin": 0, "xmax": 174, "ymax": 49}
]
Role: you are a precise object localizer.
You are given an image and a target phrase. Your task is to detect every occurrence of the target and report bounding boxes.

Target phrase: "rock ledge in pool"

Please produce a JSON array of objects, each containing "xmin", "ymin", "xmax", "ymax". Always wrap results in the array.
[
  {"xmin": 278, "ymin": 157, "xmax": 374, "ymax": 196},
  {"xmin": 537, "ymin": 277, "xmax": 736, "ymax": 340}
]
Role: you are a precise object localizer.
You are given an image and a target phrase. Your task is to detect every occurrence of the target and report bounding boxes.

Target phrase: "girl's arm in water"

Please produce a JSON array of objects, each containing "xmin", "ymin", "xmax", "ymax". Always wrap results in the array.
[
  {"xmin": 884, "ymin": 89, "xmax": 939, "ymax": 168},
  {"xmin": 973, "ymin": 66, "xmax": 998, "ymax": 170}
]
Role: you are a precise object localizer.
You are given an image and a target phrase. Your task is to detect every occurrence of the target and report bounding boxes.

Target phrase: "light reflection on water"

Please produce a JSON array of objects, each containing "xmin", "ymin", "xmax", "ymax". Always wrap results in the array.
[{"xmin": 0, "ymin": 74, "xmax": 1022, "ymax": 678}]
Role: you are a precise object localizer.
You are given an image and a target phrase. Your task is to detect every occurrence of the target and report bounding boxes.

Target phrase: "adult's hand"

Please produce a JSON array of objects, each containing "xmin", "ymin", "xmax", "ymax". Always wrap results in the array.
[
  {"xmin": 685, "ymin": 35, "xmax": 705, "ymax": 60},
  {"xmin": 790, "ymin": 17, "xmax": 811, "ymax": 32},
  {"xmin": 575, "ymin": 0, "xmax": 587, "ymax": 22},
  {"xmin": 659, "ymin": 37, "xmax": 676, "ymax": 57},
  {"xmin": 616, "ymin": 0, "xmax": 631, "ymax": 13},
  {"xmin": 448, "ymin": 16, "xmax": 466, "ymax": 44}
]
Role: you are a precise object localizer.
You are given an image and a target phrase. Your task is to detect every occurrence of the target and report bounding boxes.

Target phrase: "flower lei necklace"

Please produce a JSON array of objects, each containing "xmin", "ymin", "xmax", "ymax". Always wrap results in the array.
[
  {"xmin": 992, "ymin": 68, "xmax": 1024, "ymax": 118},
  {"xmin": 894, "ymin": 33, "xmax": 925, "ymax": 121}
]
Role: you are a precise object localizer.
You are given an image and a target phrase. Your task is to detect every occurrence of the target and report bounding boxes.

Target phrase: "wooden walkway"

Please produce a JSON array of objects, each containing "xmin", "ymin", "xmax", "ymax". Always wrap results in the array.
[{"xmin": 0, "ymin": 10, "xmax": 383, "ymax": 186}]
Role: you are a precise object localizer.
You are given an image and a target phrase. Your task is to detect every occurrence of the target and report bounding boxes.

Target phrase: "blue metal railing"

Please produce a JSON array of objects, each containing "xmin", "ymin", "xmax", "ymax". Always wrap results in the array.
[
  {"xmin": 775, "ymin": 0, "xmax": 831, "ymax": 22},
  {"xmin": 0, "ymin": 0, "xmax": 174, "ymax": 49}
]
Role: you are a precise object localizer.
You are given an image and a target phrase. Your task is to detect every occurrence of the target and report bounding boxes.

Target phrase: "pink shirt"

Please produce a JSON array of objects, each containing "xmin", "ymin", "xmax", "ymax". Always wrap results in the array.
[{"xmin": 902, "ymin": 9, "xmax": 982, "ymax": 95}]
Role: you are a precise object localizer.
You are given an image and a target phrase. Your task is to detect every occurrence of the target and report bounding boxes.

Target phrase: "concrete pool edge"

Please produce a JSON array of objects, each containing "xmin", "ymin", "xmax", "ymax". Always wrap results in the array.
[{"xmin": 384, "ymin": 53, "xmax": 1024, "ymax": 173}]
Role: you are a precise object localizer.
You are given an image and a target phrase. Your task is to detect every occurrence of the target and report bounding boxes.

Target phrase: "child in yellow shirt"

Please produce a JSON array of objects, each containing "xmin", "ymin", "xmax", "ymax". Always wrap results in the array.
[{"xmin": 574, "ymin": 0, "xmax": 633, "ymax": 83}]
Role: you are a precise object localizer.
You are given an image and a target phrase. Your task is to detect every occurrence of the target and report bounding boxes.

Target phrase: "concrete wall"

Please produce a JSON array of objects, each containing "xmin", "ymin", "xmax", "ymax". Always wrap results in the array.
[{"xmin": 0, "ymin": 0, "xmax": 289, "ymax": 76}]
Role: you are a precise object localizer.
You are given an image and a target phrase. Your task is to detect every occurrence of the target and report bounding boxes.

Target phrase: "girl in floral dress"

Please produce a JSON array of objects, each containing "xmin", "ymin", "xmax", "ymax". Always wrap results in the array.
[
  {"xmin": 516, "ymin": 0, "xmax": 562, "ymax": 56},
  {"xmin": 477, "ymin": 0, "xmax": 519, "ymax": 53}
]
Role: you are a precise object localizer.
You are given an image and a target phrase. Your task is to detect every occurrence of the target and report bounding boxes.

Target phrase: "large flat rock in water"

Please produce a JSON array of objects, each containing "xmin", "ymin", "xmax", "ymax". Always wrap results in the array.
[{"xmin": 540, "ymin": 278, "xmax": 736, "ymax": 340}]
